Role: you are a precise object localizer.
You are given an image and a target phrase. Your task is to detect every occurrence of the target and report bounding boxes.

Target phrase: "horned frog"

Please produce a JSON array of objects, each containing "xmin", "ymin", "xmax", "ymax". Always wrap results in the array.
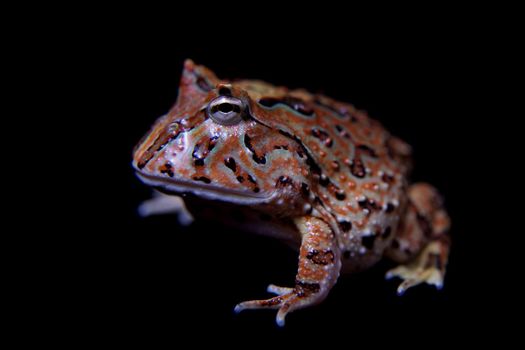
[{"xmin": 132, "ymin": 59, "xmax": 451, "ymax": 326}]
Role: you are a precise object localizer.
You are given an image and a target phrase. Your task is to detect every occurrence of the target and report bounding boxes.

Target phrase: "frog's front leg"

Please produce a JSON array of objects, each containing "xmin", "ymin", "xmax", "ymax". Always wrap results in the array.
[{"xmin": 234, "ymin": 216, "xmax": 341, "ymax": 326}]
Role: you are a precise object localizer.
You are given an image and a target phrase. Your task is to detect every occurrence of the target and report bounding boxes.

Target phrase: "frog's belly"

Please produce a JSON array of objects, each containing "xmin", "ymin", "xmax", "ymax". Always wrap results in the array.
[
  {"xmin": 183, "ymin": 196, "xmax": 302, "ymax": 248},
  {"xmin": 184, "ymin": 195, "xmax": 393, "ymax": 272},
  {"xmin": 340, "ymin": 252, "xmax": 384, "ymax": 274}
]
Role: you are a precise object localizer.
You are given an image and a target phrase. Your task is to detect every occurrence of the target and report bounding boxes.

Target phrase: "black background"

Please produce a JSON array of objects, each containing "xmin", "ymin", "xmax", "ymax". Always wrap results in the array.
[{"xmin": 58, "ymin": 19, "xmax": 513, "ymax": 345}]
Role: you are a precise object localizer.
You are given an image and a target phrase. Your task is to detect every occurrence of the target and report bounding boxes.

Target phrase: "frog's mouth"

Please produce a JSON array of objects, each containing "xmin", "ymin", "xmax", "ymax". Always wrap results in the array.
[{"xmin": 134, "ymin": 170, "xmax": 274, "ymax": 205}]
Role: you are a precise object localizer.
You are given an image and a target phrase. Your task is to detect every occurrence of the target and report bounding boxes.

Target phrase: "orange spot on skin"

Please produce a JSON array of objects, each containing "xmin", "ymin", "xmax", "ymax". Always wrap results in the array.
[
  {"xmin": 355, "ymin": 220, "xmax": 368, "ymax": 229},
  {"xmin": 363, "ymin": 182, "xmax": 379, "ymax": 192},
  {"xmin": 434, "ymin": 216, "xmax": 447, "ymax": 227},
  {"xmin": 298, "ymin": 262, "xmax": 327, "ymax": 281},
  {"xmin": 338, "ymin": 203, "xmax": 359, "ymax": 214},
  {"xmin": 347, "ymin": 181, "xmax": 356, "ymax": 190}
]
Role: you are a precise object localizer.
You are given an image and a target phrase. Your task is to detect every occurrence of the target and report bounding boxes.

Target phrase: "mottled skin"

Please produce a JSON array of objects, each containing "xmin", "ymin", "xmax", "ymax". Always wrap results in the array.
[{"xmin": 132, "ymin": 59, "xmax": 451, "ymax": 326}]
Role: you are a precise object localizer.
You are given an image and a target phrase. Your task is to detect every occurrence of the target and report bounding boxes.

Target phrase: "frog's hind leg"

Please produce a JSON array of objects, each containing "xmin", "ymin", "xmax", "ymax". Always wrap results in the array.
[
  {"xmin": 137, "ymin": 190, "xmax": 194, "ymax": 225},
  {"xmin": 385, "ymin": 183, "xmax": 451, "ymax": 295},
  {"xmin": 234, "ymin": 216, "xmax": 341, "ymax": 327}
]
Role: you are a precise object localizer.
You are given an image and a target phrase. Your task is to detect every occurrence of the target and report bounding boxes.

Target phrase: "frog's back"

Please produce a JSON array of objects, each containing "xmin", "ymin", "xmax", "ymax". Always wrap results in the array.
[{"xmin": 237, "ymin": 79, "xmax": 413, "ymax": 250}]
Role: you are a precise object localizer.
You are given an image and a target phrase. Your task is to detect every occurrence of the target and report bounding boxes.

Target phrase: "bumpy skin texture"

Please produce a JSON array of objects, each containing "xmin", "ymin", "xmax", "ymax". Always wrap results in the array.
[{"xmin": 132, "ymin": 60, "xmax": 451, "ymax": 326}]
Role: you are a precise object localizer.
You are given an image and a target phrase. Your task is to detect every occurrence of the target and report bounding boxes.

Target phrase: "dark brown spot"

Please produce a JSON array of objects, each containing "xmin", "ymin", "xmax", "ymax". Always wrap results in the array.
[
  {"xmin": 311, "ymin": 128, "xmax": 333, "ymax": 147},
  {"xmin": 247, "ymin": 174, "xmax": 257, "ymax": 184},
  {"xmin": 192, "ymin": 144, "xmax": 204, "ymax": 165},
  {"xmin": 193, "ymin": 176, "xmax": 211, "ymax": 184},
  {"xmin": 305, "ymin": 155, "xmax": 322, "ymax": 175},
  {"xmin": 301, "ymin": 183, "xmax": 310, "ymax": 196},
  {"xmin": 385, "ymin": 203, "xmax": 395, "ymax": 213},
  {"xmin": 224, "ymin": 157, "xmax": 237, "ymax": 172},
  {"xmin": 253, "ymin": 187, "xmax": 260, "ymax": 193},
  {"xmin": 258, "ymin": 97, "xmax": 280, "ymax": 108},
  {"xmin": 274, "ymin": 145, "xmax": 289, "ymax": 150},
  {"xmin": 306, "ymin": 249, "xmax": 335, "ymax": 265},
  {"xmin": 358, "ymin": 197, "xmax": 380, "ymax": 213},
  {"xmin": 192, "ymin": 136, "xmax": 218, "ymax": 166},
  {"xmin": 338, "ymin": 220, "xmax": 352, "ymax": 232},
  {"xmin": 381, "ymin": 173, "xmax": 395, "ymax": 184},
  {"xmin": 259, "ymin": 96, "xmax": 314, "ymax": 116},
  {"xmin": 244, "ymin": 134, "xmax": 266, "ymax": 164},
  {"xmin": 236, "ymin": 175, "xmax": 244, "ymax": 183},
  {"xmin": 295, "ymin": 280, "xmax": 321, "ymax": 297},
  {"xmin": 347, "ymin": 145, "xmax": 377, "ymax": 179},
  {"xmin": 335, "ymin": 190, "xmax": 346, "ymax": 201},
  {"xmin": 284, "ymin": 96, "xmax": 314, "ymax": 116},
  {"xmin": 319, "ymin": 174, "xmax": 330, "ymax": 187},
  {"xmin": 361, "ymin": 234, "xmax": 377, "ymax": 250},
  {"xmin": 196, "ymin": 76, "xmax": 212, "ymax": 92},
  {"xmin": 335, "ymin": 124, "xmax": 351, "ymax": 139},
  {"xmin": 159, "ymin": 162, "xmax": 174, "ymax": 177},
  {"xmin": 277, "ymin": 176, "xmax": 293, "ymax": 187},
  {"xmin": 391, "ymin": 239, "xmax": 400, "ymax": 249},
  {"xmin": 356, "ymin": 145, "xmax": 378, "ymax": 158},
  {"xmin": 349, "ymin": 158, "xmax": 366, "ymax": 178}
]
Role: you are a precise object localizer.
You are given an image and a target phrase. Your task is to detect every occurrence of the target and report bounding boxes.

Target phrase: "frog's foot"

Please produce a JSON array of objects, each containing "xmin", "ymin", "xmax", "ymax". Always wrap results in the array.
[
  {"xmin": 386, "ymin": 237, "xmax": 449, "ymax": 295},
  {"xmin": 137, "ymin": 191, "xmax": 194, "ymax": 225},
  {"xmin": 235, "ymin": 216, "xmax": 341, "ymax": 327},
  {"xmin": 234, "ymin": 282, "xmax": 325, "ymax": 327}
]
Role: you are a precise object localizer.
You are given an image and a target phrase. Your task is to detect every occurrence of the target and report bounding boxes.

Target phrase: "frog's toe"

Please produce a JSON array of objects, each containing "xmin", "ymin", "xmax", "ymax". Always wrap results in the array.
[
  {"xmin": 386, "ymin": 239, "xmax": 448, "ymax": 295},
  {"xmin": 267, "ymin": 284, "xmax": 294, "ymax": 296},
  {"xmin": 234, "ymin": 288, "xmax": 301, "ymax": 327}
]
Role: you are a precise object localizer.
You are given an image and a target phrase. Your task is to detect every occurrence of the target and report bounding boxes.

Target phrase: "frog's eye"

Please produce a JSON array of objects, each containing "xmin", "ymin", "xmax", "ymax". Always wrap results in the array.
[{"xmin": 207, "ymin": 96, "xmax": 244, "ymax": 126}]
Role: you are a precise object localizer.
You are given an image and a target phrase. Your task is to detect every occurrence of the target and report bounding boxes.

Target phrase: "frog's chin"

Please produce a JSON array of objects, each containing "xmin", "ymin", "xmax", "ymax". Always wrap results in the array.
[{"xmin": 135, "ymin": 171, "xmax": 274, "ymax": 205}]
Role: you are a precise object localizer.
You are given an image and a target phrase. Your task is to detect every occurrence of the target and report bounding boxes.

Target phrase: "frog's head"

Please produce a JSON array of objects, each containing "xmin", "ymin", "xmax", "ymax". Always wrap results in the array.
[{"xmin": 133, "ymin": 60, "xmax": 314, "ymax": 211}]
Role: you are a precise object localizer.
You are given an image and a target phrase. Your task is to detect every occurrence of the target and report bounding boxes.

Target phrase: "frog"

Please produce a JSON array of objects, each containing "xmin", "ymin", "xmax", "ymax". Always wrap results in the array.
[{"xmin": 132, "ymin": 59, "xmax": 451, "ymax": 326}]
